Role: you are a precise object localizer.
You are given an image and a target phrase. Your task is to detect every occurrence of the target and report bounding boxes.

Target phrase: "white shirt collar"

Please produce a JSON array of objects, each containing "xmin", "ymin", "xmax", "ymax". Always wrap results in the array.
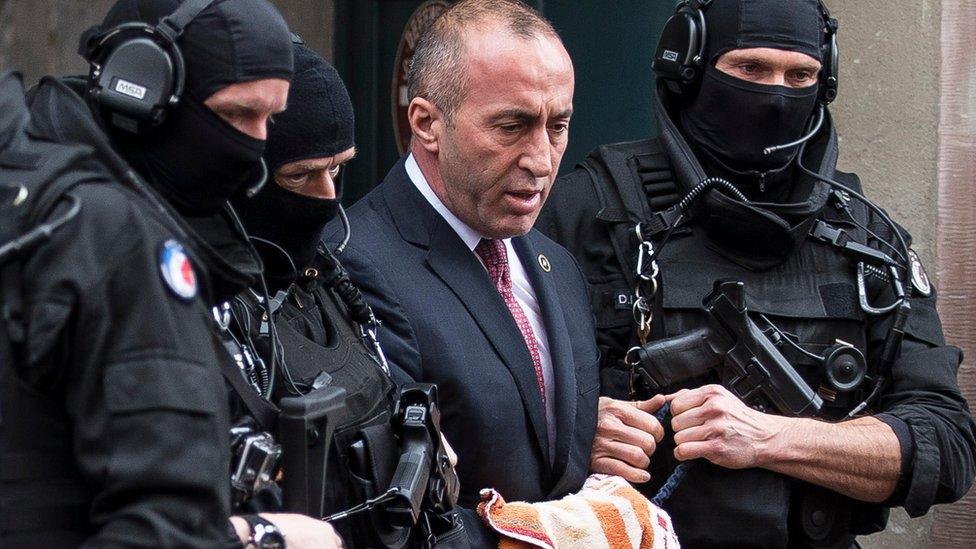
[{"xmin": 406, "ymin": 153, "xmax": 486, "ymax": 251}]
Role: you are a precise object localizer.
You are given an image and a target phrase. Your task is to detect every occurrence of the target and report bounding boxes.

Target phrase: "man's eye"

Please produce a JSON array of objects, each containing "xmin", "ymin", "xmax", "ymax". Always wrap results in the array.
[
  {"xmin": 549, "ymin": 122, "xmax": 569, "ymax": 134},
  {"xmin": 499, "ymin": 123, "xmax": 524, "ymax": 133},
  {"xmin": 739, "ymin": 63, "xmax": 760, "ymax": 74},
  {"xmin": 790, "ymin": 71, "xmax": 816, "ymax": 83},
  {"xmin": 279, "ymin": 173, "xmax": 309, "ymax": 189}
]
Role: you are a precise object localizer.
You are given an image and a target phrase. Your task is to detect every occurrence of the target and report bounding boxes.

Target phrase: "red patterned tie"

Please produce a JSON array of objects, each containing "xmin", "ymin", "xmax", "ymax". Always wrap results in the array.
[{"xmin": 475, "ymin": 239, "xmax": 546, "ymax": 406}]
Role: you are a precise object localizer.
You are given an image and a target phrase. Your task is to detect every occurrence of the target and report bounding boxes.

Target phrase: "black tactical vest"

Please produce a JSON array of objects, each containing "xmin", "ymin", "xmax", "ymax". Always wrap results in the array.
[
  {"xmin": 234, "ymin": 253, "xmax": 408, "ymax": 548},
  {"xmin": 579, "ymin": 138, "xmax": 894, "ymax": 548}
]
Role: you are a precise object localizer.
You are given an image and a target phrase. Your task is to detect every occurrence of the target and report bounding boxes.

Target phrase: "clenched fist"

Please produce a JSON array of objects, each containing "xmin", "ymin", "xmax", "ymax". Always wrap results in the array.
[{"xmin": 589, "ymin": 395, "xmax": 667, "ymax": 483}]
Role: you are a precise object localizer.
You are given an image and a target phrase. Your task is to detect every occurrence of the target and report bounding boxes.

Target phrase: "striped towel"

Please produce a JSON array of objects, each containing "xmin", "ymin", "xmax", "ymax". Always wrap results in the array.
[{"xmin": 477, "ymin": 474, "xmax": 680, "ymax": 549}]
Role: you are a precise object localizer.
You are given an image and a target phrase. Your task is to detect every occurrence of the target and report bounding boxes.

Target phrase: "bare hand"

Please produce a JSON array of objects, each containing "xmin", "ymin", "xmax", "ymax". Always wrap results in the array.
[
  {"xmin": 231, "ymin": 513, "xmax": 344, "ymax": 549},
  {"xmin": 589, "ymin": 395, "xmax": 666, "ymax": 483},
  {"xmin": 668, "ymin": 385, "xmax": 785, "ymax": 469}
]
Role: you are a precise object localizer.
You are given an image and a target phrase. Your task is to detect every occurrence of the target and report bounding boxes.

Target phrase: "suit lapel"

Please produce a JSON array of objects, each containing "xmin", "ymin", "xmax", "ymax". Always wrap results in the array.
[
  {"xmin": 382, "ymin": 161, "xmax": 552, "ymax": 466},
  {"xmin": 512, "ymin": 234, "xmax": 577, "ymax": 486},
  {"xmin": 426, "ymin": 225, "xmax": 551, "ymax": 466}
]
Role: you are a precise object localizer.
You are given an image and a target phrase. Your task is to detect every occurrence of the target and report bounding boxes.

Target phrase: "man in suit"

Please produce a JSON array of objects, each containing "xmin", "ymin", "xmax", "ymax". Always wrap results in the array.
[{"xmin": 324, "ymin": 0, "xmax": 603, "ymax": 543}]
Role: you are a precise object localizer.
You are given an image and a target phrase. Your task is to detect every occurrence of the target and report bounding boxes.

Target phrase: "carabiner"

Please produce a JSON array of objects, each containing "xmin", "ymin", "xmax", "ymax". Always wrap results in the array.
[
  {"xmin": 857, "ymin": 262, "xmax": 902, "ymax": 315},
  {"xmin": 635, "ymin": 241, "xmax": 659, "ymax": 282}
]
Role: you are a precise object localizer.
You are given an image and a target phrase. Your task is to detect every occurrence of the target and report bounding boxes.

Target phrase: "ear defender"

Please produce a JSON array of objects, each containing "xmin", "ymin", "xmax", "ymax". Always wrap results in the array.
[
  {"xmin": 818, "ymin": 1, "xmax": 840, "ymax": 104},
  {"xmin": 80, "ymin": 0, "xmax": 216, "ymax": 134},
  {"xmin": 652, "ymin": 0, "xmax": 709, "ymax": 95}
]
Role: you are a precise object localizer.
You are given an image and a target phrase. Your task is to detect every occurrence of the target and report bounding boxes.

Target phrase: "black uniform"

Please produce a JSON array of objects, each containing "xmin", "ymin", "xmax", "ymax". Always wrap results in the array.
[
  {"xmin": 226, "ymin": 41, "xmax": 465, "ymax": 548},
  {"xmin": 228, "ymin": 249, "xmax": 420, "ymax": 547},
  {"xmin": 0, "ymin": 73, "xmax": 242, "ymax": 548},
  {"xmin": 2, "ymin": 0, "xmax": 293, "ymax": 544},
  {"xmin": 537, "ymin": 76, "xmax": 976, "ymax": 549}
]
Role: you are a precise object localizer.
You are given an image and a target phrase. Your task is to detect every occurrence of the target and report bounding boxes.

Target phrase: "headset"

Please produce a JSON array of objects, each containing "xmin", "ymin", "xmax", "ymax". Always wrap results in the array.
[
  {"xmin": 652, "ymin": 0, "xmax": 839, "ymax": 105},
  {"xmin": 80, "ymin": 0, "xmax": 217, "ymax": 134}
]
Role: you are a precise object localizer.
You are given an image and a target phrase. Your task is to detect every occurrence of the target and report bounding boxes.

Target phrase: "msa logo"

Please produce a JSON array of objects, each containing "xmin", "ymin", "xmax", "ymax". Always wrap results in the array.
[
  {"xmin": 662, "ymin": 50, "xmax": 680, "ymax": 62},
  {"xmin": 114, "ymin": 79, "xmax": 147, "ymax": 100}
]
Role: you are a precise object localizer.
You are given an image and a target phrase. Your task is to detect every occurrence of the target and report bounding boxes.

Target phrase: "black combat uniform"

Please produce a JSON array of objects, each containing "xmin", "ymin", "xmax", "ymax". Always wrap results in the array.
[
  {"xmin": 2, "ymin": 0, "xmax": 294, "ymax": 544},
  {"xmin": 1, "ymin": 72, "xmax": 239, "ymax": 548},
  {"xmin": 229, "ymin": 248, "xmax": 414, "ymax": 547},
  {"xmin": 537, "ymin": 56, "xmax": 976, "ymax": 549},
  {"xmin": 226, "ymin": 41, "xmax": 465, "ymax": 548}
]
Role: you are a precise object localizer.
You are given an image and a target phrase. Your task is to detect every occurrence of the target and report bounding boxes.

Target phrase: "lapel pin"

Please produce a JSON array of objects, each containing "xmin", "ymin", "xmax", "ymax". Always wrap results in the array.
[{"xmin": 538, "ymin": 254, "xmax": 551, "ymax": 272}]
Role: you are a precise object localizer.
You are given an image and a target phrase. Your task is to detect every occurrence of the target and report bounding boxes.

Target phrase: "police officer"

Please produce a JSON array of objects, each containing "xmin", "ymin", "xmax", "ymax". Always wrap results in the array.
[
  {"xmin": 228, "ymin": 41, "xmax": 465, "ymax": 548},
  {"xmin": 538, "ymin": 0, "xmax": 976, "ymax": 546},
  {"xmin": 1, "ymin": 0, "xmax": 339, "ymax": 546}
]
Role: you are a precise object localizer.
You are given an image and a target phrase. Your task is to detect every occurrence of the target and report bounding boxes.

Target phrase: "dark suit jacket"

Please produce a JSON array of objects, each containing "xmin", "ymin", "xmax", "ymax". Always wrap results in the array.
[{"xmin": 324, "ymin": 158, "xmax": 600, "ymax": 544}]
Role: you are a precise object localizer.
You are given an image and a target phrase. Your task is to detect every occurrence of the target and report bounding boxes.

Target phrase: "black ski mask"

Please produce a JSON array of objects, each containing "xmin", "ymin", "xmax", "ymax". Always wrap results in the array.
[
  {"xmin": 89, "ymin": 0, "xmax": 293, "ymax": 216},
  {"xmin": 679, "ymin": 0, "xmax": 824, "ymax": 179},
  {"xmin": 232, "ymin": 43, "xmax": 355, "ymax": 288},
  {"xmin": 681, "ymin": 65, "xmax": 819, "ymax": 174}
]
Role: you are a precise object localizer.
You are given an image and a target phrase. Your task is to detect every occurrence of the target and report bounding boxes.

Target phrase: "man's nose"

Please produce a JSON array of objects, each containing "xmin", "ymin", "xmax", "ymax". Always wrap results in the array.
[
  {"xmin": 770, "ymin": 70, "xmax": 789, "ymax": 87},
  {"xmin": 306, "ymin": 171, "xmax": 337, "ymax": 199},
  {"xmin": 519, "ymin": 126, "xmax": 553, "ymax": 179},
  {"xmin": 241, "ymin": 117, "xmax": 269, "ymax": 141}
]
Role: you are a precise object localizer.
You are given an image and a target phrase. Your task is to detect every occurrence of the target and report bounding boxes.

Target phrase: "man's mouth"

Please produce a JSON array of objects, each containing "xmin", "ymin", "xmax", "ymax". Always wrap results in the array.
[{"xmin": 503, "ymin": 190, "xmax": 543, "ymax": 214}]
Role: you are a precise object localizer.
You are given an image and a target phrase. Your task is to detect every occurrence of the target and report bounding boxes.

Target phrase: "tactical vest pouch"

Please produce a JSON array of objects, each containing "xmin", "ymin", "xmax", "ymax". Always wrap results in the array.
[
  {"xmin": 338, "ymin": 420, "xmax": 411, "ymax": 548},
  {"xmin": 278, "ymin": 384, "xmax": 348, "ymax": 518}
]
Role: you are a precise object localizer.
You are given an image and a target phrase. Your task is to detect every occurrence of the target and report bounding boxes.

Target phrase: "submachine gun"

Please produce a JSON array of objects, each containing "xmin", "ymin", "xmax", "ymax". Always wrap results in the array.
[{"xmin": 631, "ymin": 279, "xmax": 824, "ymax": 417}]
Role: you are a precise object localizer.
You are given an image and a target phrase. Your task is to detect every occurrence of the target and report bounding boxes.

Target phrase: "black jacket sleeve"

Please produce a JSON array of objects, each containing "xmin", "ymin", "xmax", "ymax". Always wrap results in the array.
[
  {"xmin": 870, "ymin": 285, "xmax": 976, "ymax": 516},
  {"xmin": 23, "ymin": 185, "xmax": 236, "ymax": 548}
]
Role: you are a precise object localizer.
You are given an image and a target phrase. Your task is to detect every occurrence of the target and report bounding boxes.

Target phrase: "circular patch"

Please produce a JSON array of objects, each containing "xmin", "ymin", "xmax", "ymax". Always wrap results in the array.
[
  {"xmin": 538, "ymin": 254, "xmax": 551, "ymax": 273},
  {"xmin": 159, "ymin": 239, "xmax": 197, "ymax": 301},
  {"xmin": 908, "ymin": 248, "xmax": 932, "ymax": 297}
]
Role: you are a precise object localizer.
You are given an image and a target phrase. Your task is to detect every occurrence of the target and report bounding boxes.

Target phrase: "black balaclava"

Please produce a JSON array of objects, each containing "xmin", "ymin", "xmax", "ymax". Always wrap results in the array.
[
  {"xmin": 232, "ymin": 43, "xmax": 355, "ymax": 290},
  {"xmin": 679, "ymin": 0, "xmax": 823, "ymax": 188},
  {"xmin": 90, "ymin": 0, "xmax": 293, "ymax": 216},
  {"xmin": 664, "ymin": 0, "xmax": 833, "ymax": 270}
]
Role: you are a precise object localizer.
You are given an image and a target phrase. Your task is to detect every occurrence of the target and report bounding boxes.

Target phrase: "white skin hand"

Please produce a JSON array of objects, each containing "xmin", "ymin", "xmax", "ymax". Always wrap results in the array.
[{"xmin": 589, "ymin": 395, "xmax": 666, "ymax": 483}]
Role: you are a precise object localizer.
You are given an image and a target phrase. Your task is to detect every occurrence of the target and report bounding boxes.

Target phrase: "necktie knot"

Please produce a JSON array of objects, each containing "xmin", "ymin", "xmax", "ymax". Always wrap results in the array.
[{"xmin": 476, "ymin": 238, "xmax": 509, "ymax": 285}]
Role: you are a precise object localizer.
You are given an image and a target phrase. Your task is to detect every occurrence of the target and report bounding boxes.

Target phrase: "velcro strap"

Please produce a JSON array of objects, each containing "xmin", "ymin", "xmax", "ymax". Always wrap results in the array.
[
  {"xmin": 1, "ymin": 453, "xmax": 77, "ymax": 481},
  {"xmin": 0, "ymin": 503, "xmax": 88, "ymax": 533}
]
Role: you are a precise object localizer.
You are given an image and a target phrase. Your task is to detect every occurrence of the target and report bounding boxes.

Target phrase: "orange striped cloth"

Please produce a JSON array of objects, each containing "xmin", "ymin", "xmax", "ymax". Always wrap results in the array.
[{"xmin": 477, "ymin": 474, "xmax": 680, "ymax": 549}]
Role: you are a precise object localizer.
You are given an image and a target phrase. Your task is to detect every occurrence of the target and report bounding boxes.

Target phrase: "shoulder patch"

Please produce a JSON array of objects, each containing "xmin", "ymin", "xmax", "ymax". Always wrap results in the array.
[
  {"xmin": 159, "ymin": 239, "xmax": 197, "ymax": 301},
  {"xmin": 908, "ymin": 248, "xmax": 932, "ymax": 297}
]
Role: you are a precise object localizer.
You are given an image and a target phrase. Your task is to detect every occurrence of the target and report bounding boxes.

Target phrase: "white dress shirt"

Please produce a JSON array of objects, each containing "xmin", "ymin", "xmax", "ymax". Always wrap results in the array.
[{"xmin": 405, "ymin": 154, "xmax": 557, "ymax": 447}]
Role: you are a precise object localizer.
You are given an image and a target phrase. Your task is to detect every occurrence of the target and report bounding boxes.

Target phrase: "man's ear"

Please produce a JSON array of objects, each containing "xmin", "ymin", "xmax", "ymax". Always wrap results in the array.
[{"xmin": 408, "ymin": 97, "xmax": 441, "ymax": 154}]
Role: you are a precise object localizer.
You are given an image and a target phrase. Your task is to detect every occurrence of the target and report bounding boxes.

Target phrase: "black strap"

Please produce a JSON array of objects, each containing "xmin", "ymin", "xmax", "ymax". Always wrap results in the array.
[
  {"xmin": 0, "ymin": 504, "xmax": 89, "ymax": 533},
  {"xmin": 217, "ymin": 349, "xmax": 279, "ymax": 430},
  {"xmin": 157, "ymin": 0, "xmax": 216, "ymax": 41},
  {"xmin": 0, "ymin": 453, "xmax": 78, "ymax": 482}
]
